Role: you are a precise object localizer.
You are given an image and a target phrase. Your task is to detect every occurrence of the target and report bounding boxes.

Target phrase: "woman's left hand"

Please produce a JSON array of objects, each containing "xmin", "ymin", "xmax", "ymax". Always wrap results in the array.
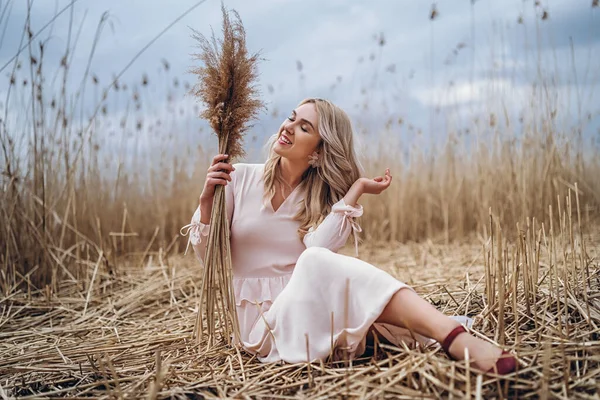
[
  {"xmin": 359, "ymin": 168, "xmax": 392, "ymax": 195},
  {"xmin": 343, "ymin": 169, "xmax": 392, "ymax": 207}
]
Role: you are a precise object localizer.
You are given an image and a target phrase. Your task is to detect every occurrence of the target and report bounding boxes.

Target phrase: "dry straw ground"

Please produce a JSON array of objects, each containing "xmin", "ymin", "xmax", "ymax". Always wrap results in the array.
[
  {"xmin": 2, "ymin": 1, "xmax": 600, "ymax": 399},
  {"xmin": 1, "ymin": 212, "xmax": 599, "ymax": 398}
]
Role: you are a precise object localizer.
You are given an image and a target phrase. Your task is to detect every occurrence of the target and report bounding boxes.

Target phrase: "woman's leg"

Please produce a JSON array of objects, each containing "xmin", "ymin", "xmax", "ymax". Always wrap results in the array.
[{"xmin": 376, "ymin": 288, "xmax": 503, "ymax": 371}]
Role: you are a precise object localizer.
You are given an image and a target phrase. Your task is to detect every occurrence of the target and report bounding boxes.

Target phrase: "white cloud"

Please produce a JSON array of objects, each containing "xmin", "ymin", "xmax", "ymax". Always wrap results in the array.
[{"xmin": 412, "ymin": 78, "xmax": 527, "ymax": 108}]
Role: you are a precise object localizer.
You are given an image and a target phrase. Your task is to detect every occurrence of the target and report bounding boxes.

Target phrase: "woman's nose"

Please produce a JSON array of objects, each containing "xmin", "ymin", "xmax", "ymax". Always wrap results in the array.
[{"xmin": 284, "ymin": 124, "xmax": 294, "ymax": 135}]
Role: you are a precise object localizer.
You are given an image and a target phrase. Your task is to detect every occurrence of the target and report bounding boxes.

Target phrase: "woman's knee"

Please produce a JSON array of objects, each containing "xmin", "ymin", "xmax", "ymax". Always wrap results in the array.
[{"xmin": 295, "ymin": 246, "xmax": 330, "ymax": 274}]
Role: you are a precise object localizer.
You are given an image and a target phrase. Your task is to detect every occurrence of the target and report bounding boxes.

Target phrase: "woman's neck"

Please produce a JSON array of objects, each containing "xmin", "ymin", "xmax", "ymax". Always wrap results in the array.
[{"xmin": 278, "ymin": 157, "xmax": 307, "ymax": 188}]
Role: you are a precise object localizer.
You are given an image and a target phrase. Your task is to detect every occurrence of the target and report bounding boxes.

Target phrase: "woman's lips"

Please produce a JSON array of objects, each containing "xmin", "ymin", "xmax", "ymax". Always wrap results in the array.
[{"xmin": 278, "ymin": 135, "xmax": 292, "ymax": 145}]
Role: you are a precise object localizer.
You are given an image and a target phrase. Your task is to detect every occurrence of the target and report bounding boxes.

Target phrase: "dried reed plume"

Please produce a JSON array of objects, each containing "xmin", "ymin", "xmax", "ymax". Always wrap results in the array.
[
  {"xmin": 189, "ymin": 4, "xmax": 264, "ymax": 346},
  {"xmin": 190, "ymin": 5, "xmax": 263, "ymax": 160}
]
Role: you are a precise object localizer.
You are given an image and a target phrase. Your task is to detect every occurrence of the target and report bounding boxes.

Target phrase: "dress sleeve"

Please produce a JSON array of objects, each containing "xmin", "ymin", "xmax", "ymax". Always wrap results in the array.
[
  {"xmin": 302, "ymin": 199, "xmax": 363, "ymax": 255},
  {"xmin": 180, "ymin": 164, "xmax": 237, "ymax": 264}
]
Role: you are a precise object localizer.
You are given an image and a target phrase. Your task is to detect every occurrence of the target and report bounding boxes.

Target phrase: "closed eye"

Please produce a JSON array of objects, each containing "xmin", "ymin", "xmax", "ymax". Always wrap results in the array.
[
  {"xmin": 289, "ymin": 110, "xmax": 312, "ymax": 133},
  {"xmin": 288, "ymin": 113, "xmax": 310, "ymax": 133}
]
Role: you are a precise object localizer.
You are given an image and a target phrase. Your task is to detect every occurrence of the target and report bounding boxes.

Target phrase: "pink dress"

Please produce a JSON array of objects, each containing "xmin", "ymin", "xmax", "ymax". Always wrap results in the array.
[{"xmin": 185, "ymin": 163, "xmax": 420, "ymax": 363}]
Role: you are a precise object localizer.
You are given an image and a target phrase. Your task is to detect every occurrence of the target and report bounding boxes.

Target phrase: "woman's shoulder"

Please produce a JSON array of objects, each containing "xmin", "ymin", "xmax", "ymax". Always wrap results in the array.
[
  {"xmin": 233, "ymin": 162, "xmax": 264, "ymax": 169},
  {"xmin": 231, "ymin": 163, "xmax": 265, "ymax": 182},
  {"xmin": 232, "ymin": 163, "xmax": 264, "ymax": 174}
]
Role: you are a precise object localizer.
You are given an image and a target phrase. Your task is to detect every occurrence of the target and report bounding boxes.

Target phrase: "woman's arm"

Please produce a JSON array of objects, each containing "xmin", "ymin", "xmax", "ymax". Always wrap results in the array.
[
  {"xmin": 303, "ymin": 168, "xmax": 392, "ymax": 255},
  {"xmin": 302, "ymin": 196, "xmax": 364, "ymax": 254},
  {"xmin": 181, "ymin": 161, "xmax": 238, "ymax": 264},
  {"xmin": 342, "ymin": 179, "xmax": 364, "ymax": 208}
]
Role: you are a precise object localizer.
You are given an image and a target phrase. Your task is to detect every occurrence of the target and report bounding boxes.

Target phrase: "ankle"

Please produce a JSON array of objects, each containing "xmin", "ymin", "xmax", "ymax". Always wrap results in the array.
[{"xmin": 441, "ymin": 324, "xmax": 467, "ymax": 359}]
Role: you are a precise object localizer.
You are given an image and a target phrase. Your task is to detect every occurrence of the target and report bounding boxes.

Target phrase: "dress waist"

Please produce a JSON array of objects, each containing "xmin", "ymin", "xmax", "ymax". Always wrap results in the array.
[{"xmin": 233, "ymin": 273, "xmax": 293, "ymax": 306}]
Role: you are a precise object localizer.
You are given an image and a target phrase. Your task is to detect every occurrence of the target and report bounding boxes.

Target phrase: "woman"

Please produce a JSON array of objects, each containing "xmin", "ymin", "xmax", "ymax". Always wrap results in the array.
[{"xmin": 184, "ymin": 98, "xmax": 516, "ymax": 374}]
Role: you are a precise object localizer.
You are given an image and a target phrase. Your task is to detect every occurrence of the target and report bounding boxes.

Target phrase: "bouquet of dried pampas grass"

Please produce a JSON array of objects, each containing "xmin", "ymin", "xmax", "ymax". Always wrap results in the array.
[{"xmin": 190, "ymin": 4, "xmax": 264, "ymax": 346}]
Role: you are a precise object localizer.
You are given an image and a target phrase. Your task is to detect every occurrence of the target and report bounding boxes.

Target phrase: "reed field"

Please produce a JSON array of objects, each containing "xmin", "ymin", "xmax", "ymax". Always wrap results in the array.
[{"xmin": 1, "ymin": 1, "xmax": 600, "ymax": 398}]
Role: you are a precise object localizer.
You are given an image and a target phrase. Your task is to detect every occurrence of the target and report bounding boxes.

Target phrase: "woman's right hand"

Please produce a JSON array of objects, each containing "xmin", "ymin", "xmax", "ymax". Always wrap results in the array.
[{"xmin": 199, "ymin": 154, "xmax": 235, "ymax": 207}]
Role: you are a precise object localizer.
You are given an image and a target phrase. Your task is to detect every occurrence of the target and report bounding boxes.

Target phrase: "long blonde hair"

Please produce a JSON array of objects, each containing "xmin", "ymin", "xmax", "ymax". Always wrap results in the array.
[{"xmin": 263, "ymin": 98, "xmax": 362, "ymax": 238}]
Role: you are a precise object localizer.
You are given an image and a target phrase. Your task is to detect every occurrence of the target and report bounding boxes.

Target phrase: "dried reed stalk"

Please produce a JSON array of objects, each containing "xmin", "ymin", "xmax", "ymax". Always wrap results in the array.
[
  {"xmin": 190, "ymin": 4, "xmax": 264, "ymax": 346},
  {"xmin": 1, "ymin": 225, "xmax": 599, "ymax": 397}
]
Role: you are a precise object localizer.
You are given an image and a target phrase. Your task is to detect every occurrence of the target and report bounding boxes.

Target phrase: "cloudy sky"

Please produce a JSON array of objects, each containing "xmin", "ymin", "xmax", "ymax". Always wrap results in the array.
[{"xmin": 1, "ymin": 0, "xmax": 599, "ymax": 162}]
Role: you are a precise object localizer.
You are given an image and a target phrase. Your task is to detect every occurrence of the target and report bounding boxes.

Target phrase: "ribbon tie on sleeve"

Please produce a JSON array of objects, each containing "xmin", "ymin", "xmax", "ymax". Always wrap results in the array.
[
  {"xmin": 180, "ymin": 221, "xmax": 206, "ymax": 256},
  {"xmin": 339, "ymin": 211, "xmax": 363, "ymax": 256}
]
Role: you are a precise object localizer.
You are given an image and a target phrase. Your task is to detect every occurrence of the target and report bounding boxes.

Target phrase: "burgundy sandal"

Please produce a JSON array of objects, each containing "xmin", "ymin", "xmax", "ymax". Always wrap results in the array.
[{"xmin": 441, "ymin": 325, "xmax": 517, "ymax": 375}]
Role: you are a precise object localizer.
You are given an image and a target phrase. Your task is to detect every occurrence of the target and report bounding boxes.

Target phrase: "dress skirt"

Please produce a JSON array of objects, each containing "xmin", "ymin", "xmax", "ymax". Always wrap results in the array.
[{"xmin": 235, "ymin": 247, "xmax": 428, "ymax": 363}]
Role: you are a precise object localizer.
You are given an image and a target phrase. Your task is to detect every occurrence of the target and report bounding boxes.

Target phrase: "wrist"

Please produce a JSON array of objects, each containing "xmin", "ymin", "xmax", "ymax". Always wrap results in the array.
[
  {"xmin": 354, "ymin": 178, "xmax": 365, "ymax": 195},
  {"xmin": 199, "ymin": 194, "xmax": 212, "ymax": 206},
  {"xmin": 199, "ymin": 196, "xmax": 213, "ymax": 221},
  {"xmin": 343, "ymin": 179, "xmax": 363, "ymax": 207}
]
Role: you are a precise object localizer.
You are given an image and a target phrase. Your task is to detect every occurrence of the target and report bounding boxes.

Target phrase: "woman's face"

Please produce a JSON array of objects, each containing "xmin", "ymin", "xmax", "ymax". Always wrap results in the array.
[{"xmin": 273, "ymin": 102, "xmax": 322, "ymax": 163}]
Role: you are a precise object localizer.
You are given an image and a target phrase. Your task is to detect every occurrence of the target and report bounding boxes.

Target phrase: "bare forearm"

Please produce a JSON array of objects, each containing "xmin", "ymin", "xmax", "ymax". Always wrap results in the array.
[
  {"xmin": 343, "ymin": 179, "xmax": 364, "ymax": 207},
  {"xmin": 199, "ymin": 197, "xmax": 212, "ymax": 225}
]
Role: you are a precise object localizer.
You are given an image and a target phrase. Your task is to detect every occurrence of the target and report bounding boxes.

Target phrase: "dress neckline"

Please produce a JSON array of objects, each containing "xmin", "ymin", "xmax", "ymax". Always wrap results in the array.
[{"xmin": 270, "ymin": 183, "xmax": 301, "ymax": 213}]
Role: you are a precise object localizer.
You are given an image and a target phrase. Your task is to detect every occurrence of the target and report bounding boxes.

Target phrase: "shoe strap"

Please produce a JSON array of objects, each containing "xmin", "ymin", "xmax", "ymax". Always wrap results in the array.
[{"xmin": 441, "ymin": 325, "xmax": 467, "ymax": 357}]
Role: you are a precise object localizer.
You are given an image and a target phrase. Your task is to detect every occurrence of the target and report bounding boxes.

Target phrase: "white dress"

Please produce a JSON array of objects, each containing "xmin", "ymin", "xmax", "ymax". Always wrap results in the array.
[{"xmin": 185, "ymin": 163, "xmax": 430, "ymax": 363}]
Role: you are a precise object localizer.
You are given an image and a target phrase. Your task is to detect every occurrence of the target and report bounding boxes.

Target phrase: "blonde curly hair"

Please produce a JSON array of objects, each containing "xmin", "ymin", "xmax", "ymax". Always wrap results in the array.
[{"xmin": 263, "ymin": 98, "xmax": 363, "ymax": 238}]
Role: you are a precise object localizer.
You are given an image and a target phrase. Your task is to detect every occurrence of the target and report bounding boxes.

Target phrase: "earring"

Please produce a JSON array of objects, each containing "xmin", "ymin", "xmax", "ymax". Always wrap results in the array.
[{"xmin": 308, "ymin": 151, "xmax": 321, "ymax": 168}]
